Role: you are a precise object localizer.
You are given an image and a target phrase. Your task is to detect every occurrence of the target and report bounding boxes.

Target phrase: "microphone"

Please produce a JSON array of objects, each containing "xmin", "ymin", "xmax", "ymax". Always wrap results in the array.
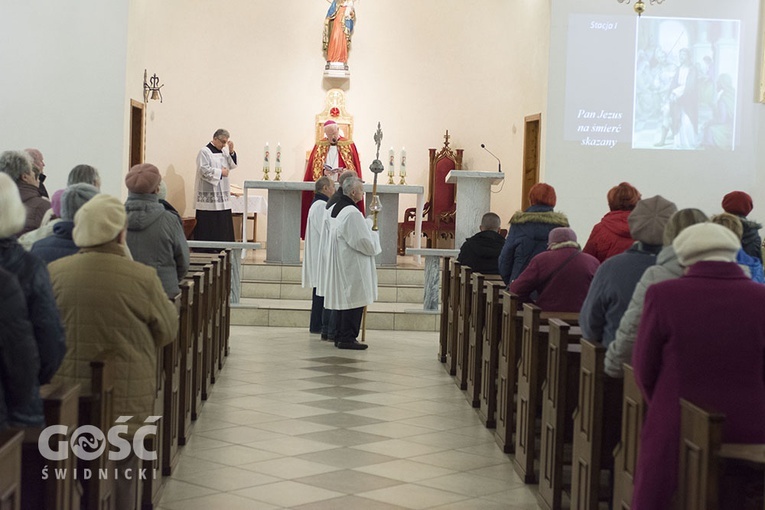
[{"xmin": 481, "ymin": 143, "xmax": 502, "ymax": 173}]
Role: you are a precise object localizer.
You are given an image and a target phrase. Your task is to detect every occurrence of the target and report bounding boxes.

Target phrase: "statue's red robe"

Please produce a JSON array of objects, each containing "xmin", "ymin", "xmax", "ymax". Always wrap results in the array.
[{"xmin": 301, "ymin": 137, "xmax": 364, "ymax": 238}]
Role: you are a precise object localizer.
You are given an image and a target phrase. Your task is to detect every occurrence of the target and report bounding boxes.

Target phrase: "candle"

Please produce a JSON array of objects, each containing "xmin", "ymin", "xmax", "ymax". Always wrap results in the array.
[
  {"xmin": 276, "ymin": 143, "xmax": 282, "ymax": 169},
  {"xmin": 400, "ymin": 147, "xmax": 407, "ymax": 177},
  {"xmin": 264, "ymin": 143, "xmax": 270, "ymax": 166},
  {"xmin": 388, "ymin": 147, "xmax": 395, "ymax": 176}
]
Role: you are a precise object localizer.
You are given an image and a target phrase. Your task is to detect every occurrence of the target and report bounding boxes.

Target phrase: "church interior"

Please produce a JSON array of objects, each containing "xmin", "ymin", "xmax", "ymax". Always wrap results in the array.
[{"xmin": 3, "ymin": 0, "xmax": 765, "ymax": 508}]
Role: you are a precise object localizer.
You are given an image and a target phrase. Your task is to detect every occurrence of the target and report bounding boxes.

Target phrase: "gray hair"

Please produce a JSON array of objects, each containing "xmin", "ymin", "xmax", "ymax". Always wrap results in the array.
[
  {"xmin": 61, "ymin": 183, "xmax": 99, "ymax": 221},
  {"xmin": 0, "ymin": 150, "xmax": 34, "ymax": 182},
  {"xmin": 67, "ymin": 164, "xmax": 101, "ymax": 188},
  {"xmin": 663, "ymin": 208, "xmax": 708, "ymax": 245},
  {"xmin": 481, "ymin": 212, "xmax": 501, "ymax": 231},
  {"xmin": 213, "ymin": 129, "xmax": 230, "ymax": 140},
  {"xmin": 342, "ymin": 177, "xmax": 363, "ymax": 196},
  {"xmin": 315, "ymin": 176, "xmax": 332, "ymax": 193},
  {"xmin": 0, "ymin": 173, "xmax": 26, "ymax": 237},
  {"xmin": 337, "ymin": 170, "xmax": 357, "ymax": 187}
]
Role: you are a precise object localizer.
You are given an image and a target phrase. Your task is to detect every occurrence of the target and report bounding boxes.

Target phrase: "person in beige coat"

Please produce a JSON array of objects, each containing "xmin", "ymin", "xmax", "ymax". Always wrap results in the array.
[{"xmin": 48, "ymin": 193, "xmax": 178, "ymax": 509}]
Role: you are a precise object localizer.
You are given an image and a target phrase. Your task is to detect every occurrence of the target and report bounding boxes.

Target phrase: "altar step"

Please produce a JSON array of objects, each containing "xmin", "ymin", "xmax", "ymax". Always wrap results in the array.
[{"xmin": 231, "ymin": 261, "xmax": 441, "ymax": 331}]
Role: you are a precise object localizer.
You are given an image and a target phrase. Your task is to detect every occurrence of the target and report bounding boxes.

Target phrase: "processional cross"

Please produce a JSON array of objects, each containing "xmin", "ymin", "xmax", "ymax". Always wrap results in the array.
[{"xmin": 368, "ymin": 122, "xmax": 384, "ymax": 231}]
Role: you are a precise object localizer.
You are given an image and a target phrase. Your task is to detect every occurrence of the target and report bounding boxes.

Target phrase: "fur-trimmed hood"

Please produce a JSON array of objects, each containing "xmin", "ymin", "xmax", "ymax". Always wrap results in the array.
[{"xmin": 509, "ymin": 209, "xmax": 569, "ymax": 227}]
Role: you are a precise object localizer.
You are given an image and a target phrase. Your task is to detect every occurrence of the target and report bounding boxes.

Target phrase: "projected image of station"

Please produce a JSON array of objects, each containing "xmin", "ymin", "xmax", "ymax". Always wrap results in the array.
[{"xmin": 632, "ymin": 17, "xmax": 741, "ymax": 151}]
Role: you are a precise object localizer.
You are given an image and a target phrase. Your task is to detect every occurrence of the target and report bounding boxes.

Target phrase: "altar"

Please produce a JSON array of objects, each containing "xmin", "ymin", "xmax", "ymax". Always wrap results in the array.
[{"xmin": 243, "ymin": 180, "xmax": 424, "ymax": 265}]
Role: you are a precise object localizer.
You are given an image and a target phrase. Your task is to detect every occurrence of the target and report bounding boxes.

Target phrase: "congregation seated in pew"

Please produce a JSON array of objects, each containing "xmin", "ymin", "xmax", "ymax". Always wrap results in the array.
[
  {"xmin": 48, "ymin": 194, "xmax": 178, "ymax": 510},
  {"xmin": 632, "ymin": 222, "xmax": 765, "ymax": 509},
  {"xmin": 509, "ymin": 226, "xmax": 599, "ymax": 313},
  {"xmin": 456, "ymin": 211, "xmax": 505, "ymax": 275},
  {"xmin": 582, "ymin": 181, "xmax": 641, "ymax": 263}
]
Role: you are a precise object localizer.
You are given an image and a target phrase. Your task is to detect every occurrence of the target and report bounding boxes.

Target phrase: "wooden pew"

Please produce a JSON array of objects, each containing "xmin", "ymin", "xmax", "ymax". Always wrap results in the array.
[
  {"xmin": 0, "ymin": 429, "xmax": 23, "ymax": 510},
  {"xmin": 20, "ymin": 383, "xmax": 81, "ymax": 510},
  {"xmin": 220, "ymin": 249, "xmax": 231, "ymax": 360},
  {"xmin": 478, "ymin": 280, "xmax": 505, "ymax": 428},
  {"xmin": 187, "ymin": 270, "xmax": 207, "ymax": 417},
  {"xmin": 141, "ymin": 345, "xmax": 165, "ymax": 509},
  {"xmin": 513, "ymin": 305, "xmax": 579, "ymax": 484},
  {"xmin": 570, "ymin": 339, "xmax": 624, "ymax": 510},
  {"xmin": 444, "ymin": 259, "xmax": 462, "ymax": 376},
  {"xmin": 678, "ymin": 399, "xmax": 765, "ymax": 510},
  {"xmin": 466, "ymin": 272, "xmax": 498, "ymax": 408},
  {"xmin": 454, "ymin": 265, "xmax": 474, "ymax": 390},
  {"xmin": 177, "ymin": 280, "xmax": 195, "ymax": 445},
  {"xmin": 495, "ymin": 290, "xmax": 521, "ymax": 453},
  {"xmin": 438, "ymin": 257, "xmax": 452, "ymax": 363},
  {"xmin": 188, "ymin": 264, "xmax": 213, "ymax": 401},
  {"xmin": 538, "ymin": 319, "xmax": 582, "ymax": 510},
  {"xmin": 612, "ymin": 364, "xmax": 645, "ymax": 510},
  {"xmin": 78, "ymin": 354, "xmax": 116, "ymax": 510},
  {"xmin": 190, "ymin": 255, "xmax": 221, "ymax": 383},
  {"xmin": 162, "ymin": 294, "xmax": 182, "ymax": 476}
]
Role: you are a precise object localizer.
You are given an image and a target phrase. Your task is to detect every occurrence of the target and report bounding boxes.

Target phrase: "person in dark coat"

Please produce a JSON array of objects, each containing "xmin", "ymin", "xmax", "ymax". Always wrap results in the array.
[
  {"xmin": 580, "ymin": 195, "xmax": 677, "ymax": 348},
  {"xmin": 124, "ymin": 164, "xmax": 190, "ymax": 298},
  {"xmin": 510, "ymin": 227, "xmax": 600, "ymax": 312},
  {"xmin": 0, "ymin": 267, "xmax": 40, "ymax": 431},
  {"xmin": 498, "ymin": 183, "xmax": 569, "ymax": 284},
  {"xmin": 583, "ymin": 182, "xmax": 641, "ymax": 262},
  {"xmin": 0, "ymin": 150, "xmax": 51, "ymax": 235},
  {"xmin": 457, "ymin": 212, "xmax": 505, "ymax": 274},
  {"xmin": 0, "ymin": 173, "xmax": 66, "ymax": 427},
  {"xmin": 31, "ymin": 184, "xmax": 99, "ymax": 264},
  {"xmin": 721, "ymin": 190, "xmax": 762, "ymax": 263},
  {"xmin": 632, "ymin": 222, "xmax": 765, "ymax": 509}
]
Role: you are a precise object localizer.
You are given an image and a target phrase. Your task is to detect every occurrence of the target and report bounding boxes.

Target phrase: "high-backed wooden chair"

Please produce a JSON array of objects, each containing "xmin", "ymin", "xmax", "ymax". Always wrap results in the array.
[{"xmin": 398, "ymin": 131, "xmax": 464, "ymax": 254}]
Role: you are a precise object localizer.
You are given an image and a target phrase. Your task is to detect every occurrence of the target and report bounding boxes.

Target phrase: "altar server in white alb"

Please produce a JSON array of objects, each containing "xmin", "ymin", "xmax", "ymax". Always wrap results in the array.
[
  {"xmin": 324, "ymin": 177, "xmax": 380, "ymax": 350},
  {"xmin": 194, "ymin": 128, "xmax": 237, "ymax": 241},
  {"xmin": 303, "ymin": 176, "xmax": 336, "ymax": 335}
]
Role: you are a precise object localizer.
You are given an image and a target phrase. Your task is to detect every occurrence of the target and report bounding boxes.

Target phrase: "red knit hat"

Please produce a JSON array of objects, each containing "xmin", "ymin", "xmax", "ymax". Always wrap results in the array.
[
  {"xmin": 721, "ymin": 191, "xmax": 753, "ymax": 217},
  {"xmin": 607, "ymin": 182, "xmax": 641, "ymax": 211},
  {"xmin": 528, "ymin": 183, "xmax": 557, "ymax": 207}
]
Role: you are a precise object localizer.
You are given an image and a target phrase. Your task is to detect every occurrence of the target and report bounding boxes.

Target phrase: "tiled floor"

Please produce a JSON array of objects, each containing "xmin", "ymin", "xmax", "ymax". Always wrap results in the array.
[{"xmin": 159, "ymin": 326, "xmax": 541, "ymax": 509}]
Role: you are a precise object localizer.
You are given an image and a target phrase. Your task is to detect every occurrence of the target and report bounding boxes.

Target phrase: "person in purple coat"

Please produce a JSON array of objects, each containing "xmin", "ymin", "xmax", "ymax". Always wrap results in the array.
[
  {"xmin": 509, "ymin": 227, "xmax": 600, "ymax": 312},
  {"xmin": 632, "ymin": 222, "xmax": 765, "ymax": 509}
]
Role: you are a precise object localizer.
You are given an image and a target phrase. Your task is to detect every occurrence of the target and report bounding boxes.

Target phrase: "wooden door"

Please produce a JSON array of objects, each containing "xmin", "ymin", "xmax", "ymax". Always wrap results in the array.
[
  {"xmin": 521, "ymin": 114, "xmax": 541, "ymax": 211},
  {"xmin": 129, "ymin": 100, "xmax": 145, "ymax": 168}
]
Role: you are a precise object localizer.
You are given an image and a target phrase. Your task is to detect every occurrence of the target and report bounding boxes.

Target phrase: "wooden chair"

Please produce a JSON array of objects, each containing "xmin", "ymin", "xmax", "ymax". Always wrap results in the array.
[
  {"xmin": 181, "ymin": 217, "xmax": 196, "ymax": 240},
  {"xmin": 570, "ymin": 339, "xmax": 624, "ymax": 510},
  {"xmin": 454, "ymin": 265, "xmax": 474, "ymax": 390},
  {"xmin": 397, "ymin": 131, "xmax": 464, "ymax": 254},
  {"xmin": 0, "ymin": 429, "xmax": 23, "ymax": 510},
  {"xmin": 20, "ymin": 383, "xmax": 81, "ymax": 510},
  {"xmin": 445, "ymin": 259, "xmax": 462, "ymax": 376},
  {"xmin": 478, "ymin": 280, "xmax": 505, "ymax": 428},
  {"xmin": 538, "ymin": 319, "xmax": 582, "ymax": 510},
  {"xmin": 612, "ymin": 364, "xmax": 646, "ymax": 510},
  {"xmin": 495, "ymin": 290, "xmax": 522, "ymax": 453},
  {"xmin": 438, "ymin": 257, "xmax": 453, "ymax": 363},
  {"xmin": 177, "ymin": 280, "xmax": 195, "ymax": 445}
]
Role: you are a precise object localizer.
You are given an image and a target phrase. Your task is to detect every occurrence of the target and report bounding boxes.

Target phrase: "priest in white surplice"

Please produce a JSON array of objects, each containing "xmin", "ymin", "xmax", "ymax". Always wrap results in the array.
[
  {"xmin": 194, "ymin": 128, "xmax": 237, "ymax": 241},
  {"xmin": 323, "ymin": 177, "xmax": 380, "ymax": 350},
  {"xmin": 302, "ymin": 176, "xmax": 335, "ymax": 336}
]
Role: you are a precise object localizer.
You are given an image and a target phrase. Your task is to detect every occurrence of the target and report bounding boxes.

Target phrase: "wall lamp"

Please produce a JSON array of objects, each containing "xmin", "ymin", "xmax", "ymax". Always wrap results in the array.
[{"xmin": 143, "ymin": 69, "xmax": 164, "ymax": 103}]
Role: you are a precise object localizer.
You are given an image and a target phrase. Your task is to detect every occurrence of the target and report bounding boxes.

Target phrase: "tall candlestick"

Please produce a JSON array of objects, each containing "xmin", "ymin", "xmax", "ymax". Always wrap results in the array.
[
  {"xmin": 263, "ymin": 142, "xmax": 270, "ymax": 180},
  {"xmin": 275, "ymin": 142, "xmax": 282, "ymax": 181},
  {"xmin": 387, "ymin": 147, "xmax": 395, "ymax": 184},
  {"xmin": 399, "ymin": 147, "xmax": 407, "ymax": 184}
]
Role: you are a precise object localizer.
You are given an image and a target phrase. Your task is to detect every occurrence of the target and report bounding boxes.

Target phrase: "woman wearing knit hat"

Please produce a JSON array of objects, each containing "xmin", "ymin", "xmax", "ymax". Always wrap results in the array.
[
  {"xmin": 509, "ymin": 227, "xmax": 600, "ymax": 312},
  {"xmin": 579, "ymin": 195, "xmax": 677, "ymax": 349},
  {"xmin": 631, "ymin": 222, "xmax": 765, "ymax": 509},
  {"xmin": 582, "ymin": 182, "xmax": 641, "ymax": 263},
  {"xmin": 721, "ymin": 190, "xmax": 762, "ymax": 263},
  {"xmin": 605, "ymin": 208, "xmax": 707, "ymax": 378},
  {"xmin": 498, "ymin": 182, "xmax": 569, "ymax": 285},
  {"xmin": 124, "ymin": 163, "xmax": 190, "ymax": 298},
  {"xmin": 709, "ymin": 212, "xmax": 764, "ymax": 283}
]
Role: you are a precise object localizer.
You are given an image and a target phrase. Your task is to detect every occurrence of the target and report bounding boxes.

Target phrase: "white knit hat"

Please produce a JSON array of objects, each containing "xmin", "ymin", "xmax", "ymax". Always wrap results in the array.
[
  {"xmin": 672, "ymin": 223, "xmax": 740, "ymax": 267},
  {"xmin": 73, "ymin": 194, "xmax": 127, "ymax": 247}
]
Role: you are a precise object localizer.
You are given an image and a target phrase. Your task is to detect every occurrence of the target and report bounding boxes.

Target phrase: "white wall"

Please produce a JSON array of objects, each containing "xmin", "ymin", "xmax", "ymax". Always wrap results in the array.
[
  {"xmin": 138, "ymin": 0, "xmax": 551, "ymax": 241},
  {"xmin": 0, "ymin": 0, "xmax": 130, "ymax": 197}
]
